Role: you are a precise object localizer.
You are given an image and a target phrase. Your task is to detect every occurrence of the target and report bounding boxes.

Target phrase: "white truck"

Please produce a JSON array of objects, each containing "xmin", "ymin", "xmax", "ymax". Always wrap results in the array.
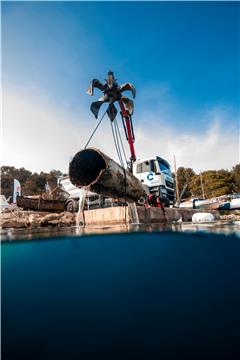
[
  {"xmin": 58, "ymin": 176, "xmax": 104, "ymax": 212},
  {"xmin": 133, "ymin": 156, "xmax": 175, "ymax": 206}
]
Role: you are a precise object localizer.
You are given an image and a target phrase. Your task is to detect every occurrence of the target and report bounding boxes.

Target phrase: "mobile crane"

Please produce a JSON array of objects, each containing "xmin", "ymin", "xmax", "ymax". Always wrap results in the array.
[
  {"xmin": 60, "ymin": 72, "xmax": 175, "ymax": 211},
  {"xmin": 87, "ymin": 71, "xmax": 175, "ymax": 207}
]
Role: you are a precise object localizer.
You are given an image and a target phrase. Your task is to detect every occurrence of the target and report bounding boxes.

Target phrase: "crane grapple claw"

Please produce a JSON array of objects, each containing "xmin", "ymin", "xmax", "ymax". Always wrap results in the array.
[
  {"xmin": 90, "ymin": 100, "xmax": 106, "ymax": 119},
  {"xmin": 107, "ymin": 103, "xmax": 118, "ymax": 122},
  {"xmin": 87, "ymin": 71, "xmax": 135, "ymax": 121}
]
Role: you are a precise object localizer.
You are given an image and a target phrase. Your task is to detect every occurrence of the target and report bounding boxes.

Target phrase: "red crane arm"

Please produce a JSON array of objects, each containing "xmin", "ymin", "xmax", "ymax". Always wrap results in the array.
[{"xmin": 118, "ymin": 100, "xmax": 136, "ymax": 165}]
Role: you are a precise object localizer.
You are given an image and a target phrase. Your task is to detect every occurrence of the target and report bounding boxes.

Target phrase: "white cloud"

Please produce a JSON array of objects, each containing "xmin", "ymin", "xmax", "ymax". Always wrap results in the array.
[
  {"xmin": 1, "ymin": 87, "xmax": 239, "ymax": 174},
  {"xmin": 135, "ymin": 113, "xmax": 239, "ymax": 172},
  {"xmin": 1, "ymin": 88, "xmax": 125, "ymax": 173}
]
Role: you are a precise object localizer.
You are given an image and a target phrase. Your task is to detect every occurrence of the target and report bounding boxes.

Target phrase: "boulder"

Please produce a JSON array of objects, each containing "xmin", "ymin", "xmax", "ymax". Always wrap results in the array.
[
  {"xmin": 47, "ymin": 220, "xmax": 60, "ymax": 226},
  {"xmin": 59, "ymin": 217, "xmax": 74, "ymax": 226},
  {"xmin": 41, "ymin": 213, "xmax": 62, "ymax": 226},
  {"xmin": 59, "ymin": 212, "xmax": 75, "ymax": 226},
  {"xmin": 60, "ymin": 212, "xmax": 75, "ymax": 220},
  {"xmin": 28, "ymin": 214, "xmax": 42, "ymax": 228},
  {"xmin": 1, "ymin": 212, "xmax": 15, "ymax": 221},
  {"xmin": 192, "ymin": 212, "xmax": 215, "ymax": 223},
  {"xmin": 1, "ymin": 218, "xmax": 29, "ymax": 229},
  {"xmin": 0, "ymin": 209, "xmax": 29, "ymax": 228}
]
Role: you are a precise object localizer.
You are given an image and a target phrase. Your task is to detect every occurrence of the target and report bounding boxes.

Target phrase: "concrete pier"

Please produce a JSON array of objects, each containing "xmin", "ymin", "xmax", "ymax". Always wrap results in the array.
[
  {"xmin": 0, "ymin": 206, "xmax": 221, "ymax": 231},
  {"xmin": 82, "ymin": 206, "xmax": 220, "ymax": 226}
]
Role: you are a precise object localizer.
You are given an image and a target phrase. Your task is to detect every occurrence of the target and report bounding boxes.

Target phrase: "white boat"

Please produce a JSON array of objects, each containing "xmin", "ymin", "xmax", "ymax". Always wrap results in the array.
[
  {"xmin": 179, "ymin": 198, "xmax": 219, "ymax": 209},
  {"xmin": 179, "ymin": 198, "xmax": 203, "ymax": 209},
  {"xmin": 230, "ymin": 198, "xmax": 240, "ymax": 210},
  {"xmin": 219, "ymin": 195, "xmax": 240, "ymax": 210},
  {"xmin": 197, "ymin": 199, "xmax": 222, "ymax": 210},
  {"xmin": 181, "ymin": 194, "xmax": 240, "ymax": 211}
]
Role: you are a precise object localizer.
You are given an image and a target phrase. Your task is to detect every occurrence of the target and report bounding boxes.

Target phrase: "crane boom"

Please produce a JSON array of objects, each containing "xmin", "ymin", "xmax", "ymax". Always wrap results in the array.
[{"xmin": 118, "ymin": 100, "xmax": 136, "ymax": 172}]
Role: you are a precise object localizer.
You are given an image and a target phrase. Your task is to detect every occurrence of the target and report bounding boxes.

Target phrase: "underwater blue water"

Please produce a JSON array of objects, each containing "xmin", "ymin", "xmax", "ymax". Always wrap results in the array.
[{"xmin": 2, "ymin": 231, "xmax": 240, "ymax": 359}]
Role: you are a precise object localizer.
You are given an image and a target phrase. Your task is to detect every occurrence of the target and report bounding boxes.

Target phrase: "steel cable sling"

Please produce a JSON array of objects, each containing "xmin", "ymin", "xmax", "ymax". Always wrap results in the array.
[
  {"xmin": 110, "ymin": 119, "xmax": 128, "ymax": 221},
  {"xmin": 114, "ymin": 119, "xmax": 128, "ymax": 166},
  {"xmin": 84, "ymin": 103, "xmax": 128, "ymax": 218},
  {"xmin": 84, "ymin": 108, "xmax": 108, "ymax": 149}
]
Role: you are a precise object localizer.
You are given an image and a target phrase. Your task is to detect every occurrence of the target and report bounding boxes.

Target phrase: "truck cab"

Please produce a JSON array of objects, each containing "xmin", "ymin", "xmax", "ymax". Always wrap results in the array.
[{"xmin": 132, "ymin": 156, "xmax": 175, "ymax": 205}]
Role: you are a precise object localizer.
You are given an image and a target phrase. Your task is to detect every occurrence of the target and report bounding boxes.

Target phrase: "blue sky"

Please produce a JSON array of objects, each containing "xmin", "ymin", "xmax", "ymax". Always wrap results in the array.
[{"xmin": 2, "ymin": 1, "xmax": 239, "ymax": 172}]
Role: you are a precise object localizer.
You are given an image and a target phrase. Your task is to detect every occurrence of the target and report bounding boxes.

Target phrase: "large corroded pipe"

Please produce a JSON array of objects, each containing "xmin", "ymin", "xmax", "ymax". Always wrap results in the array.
[{"xmin": 69, "ymin": 148, "xmax": 146, "ymax": 202}]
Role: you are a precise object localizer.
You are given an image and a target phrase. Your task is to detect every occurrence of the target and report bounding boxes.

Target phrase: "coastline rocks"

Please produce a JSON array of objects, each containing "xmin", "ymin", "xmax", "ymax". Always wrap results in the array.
[
  {"xmin": 1, "ymin": 210, "xmax": 29, "ymax": 229},
  {"xmin": 29, "ymin": 214, "xmax": 42, "ymax": 228},
  {"xmin": 1, "ymin": 218, "xmax": 29, "ymax": 229},
  {"xmin": 0, "ymin": 210, "xmax": 76, "ymax": 229},
  {"xmin": 40, "ymin": 213, "xmax": 62, "ymax": 226},
  {"xmin": 220, "ymin": 213, "xmax": 240, "ymax": 222},
  {"xmin": 59, "ymin": 212, "xmax": 75, "ymax": 227}
]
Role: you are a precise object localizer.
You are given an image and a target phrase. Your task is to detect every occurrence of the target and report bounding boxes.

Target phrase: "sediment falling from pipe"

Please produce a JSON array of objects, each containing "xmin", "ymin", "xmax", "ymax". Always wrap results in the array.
[
  {"xmin": 76, "ymin": 188, "xmax": 88, "ymax": 227},
  {"xmin": 128, "ymin": 202, "xmax": 140, "ymax": 224},
  {"xmin": 69, "ymin": 148, "xmax": 146, "ymax": 202}
]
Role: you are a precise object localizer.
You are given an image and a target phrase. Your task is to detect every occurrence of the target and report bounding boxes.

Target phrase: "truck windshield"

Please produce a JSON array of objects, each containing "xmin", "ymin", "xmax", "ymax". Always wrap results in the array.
[{"xmin": 158, "ymin": 160, "xmax": 172, "ymax": 176}]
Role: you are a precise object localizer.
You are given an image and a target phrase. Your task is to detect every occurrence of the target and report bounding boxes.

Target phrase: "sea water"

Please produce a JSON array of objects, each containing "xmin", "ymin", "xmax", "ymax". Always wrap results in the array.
[
  {"xmin": 1, "ymin": 220, "xmax": 239, "ymax": 241},
  {"xmin": 2, "ymin": 231, "xmax": 240, "ymax": 359}
]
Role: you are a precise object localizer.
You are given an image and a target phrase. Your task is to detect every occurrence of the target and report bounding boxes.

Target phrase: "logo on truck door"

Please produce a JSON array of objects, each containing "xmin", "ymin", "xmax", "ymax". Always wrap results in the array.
[{"xmin": 147, "ymin": 173, "xmax": 154, "ymax": 181}]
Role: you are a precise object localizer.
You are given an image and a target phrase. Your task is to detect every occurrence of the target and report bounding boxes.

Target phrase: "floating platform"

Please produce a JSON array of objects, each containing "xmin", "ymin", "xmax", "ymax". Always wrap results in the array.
[{"xmin": 81, "ymin": 206, "xmax": 220, "ymax": 226}]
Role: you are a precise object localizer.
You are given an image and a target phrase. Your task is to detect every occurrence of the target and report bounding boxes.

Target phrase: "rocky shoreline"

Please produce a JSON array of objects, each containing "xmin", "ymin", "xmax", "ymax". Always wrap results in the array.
[
  {"xmin": 219, "ymin": 212, "xmax": 240, "ymax": 222},
  {"xmin": 1, "ymin": 207, "xmax": 240, "ymax": 231},
  {"xmin": 1, "ymin": 209, "xmax": 76, "ymax": 229}
]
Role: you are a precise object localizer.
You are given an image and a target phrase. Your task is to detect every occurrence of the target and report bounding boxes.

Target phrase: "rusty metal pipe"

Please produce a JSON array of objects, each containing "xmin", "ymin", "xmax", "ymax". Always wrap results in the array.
[{"xmin": 69, "ymin": 148, "xmax": 146, "ymax": 202}]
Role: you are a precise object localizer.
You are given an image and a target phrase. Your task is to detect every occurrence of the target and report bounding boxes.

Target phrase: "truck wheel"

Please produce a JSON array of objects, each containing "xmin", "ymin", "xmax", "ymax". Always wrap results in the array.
[{"xmin": 66, "ymin": 199, "xmax": 78, "ymax": 213}]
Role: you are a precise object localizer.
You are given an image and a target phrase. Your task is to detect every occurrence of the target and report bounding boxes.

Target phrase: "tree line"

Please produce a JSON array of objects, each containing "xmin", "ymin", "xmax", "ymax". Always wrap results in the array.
[
  {"xmin": 1, "ymin": 166, "xmax": 67, "ymax": 199},
  {"xmin": 175, "ymin": 164, "xmax": 240, "ymax": 200},
  {"xmin": 1, "ymin": 164, "xmax": 240, "ymax": 200}
]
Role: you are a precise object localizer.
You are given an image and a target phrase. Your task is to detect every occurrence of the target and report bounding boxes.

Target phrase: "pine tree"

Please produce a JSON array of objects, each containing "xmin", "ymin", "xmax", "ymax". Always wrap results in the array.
[{"xmin": 189, "ymin": 170, "xmax": 235, "ymax": 198}]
